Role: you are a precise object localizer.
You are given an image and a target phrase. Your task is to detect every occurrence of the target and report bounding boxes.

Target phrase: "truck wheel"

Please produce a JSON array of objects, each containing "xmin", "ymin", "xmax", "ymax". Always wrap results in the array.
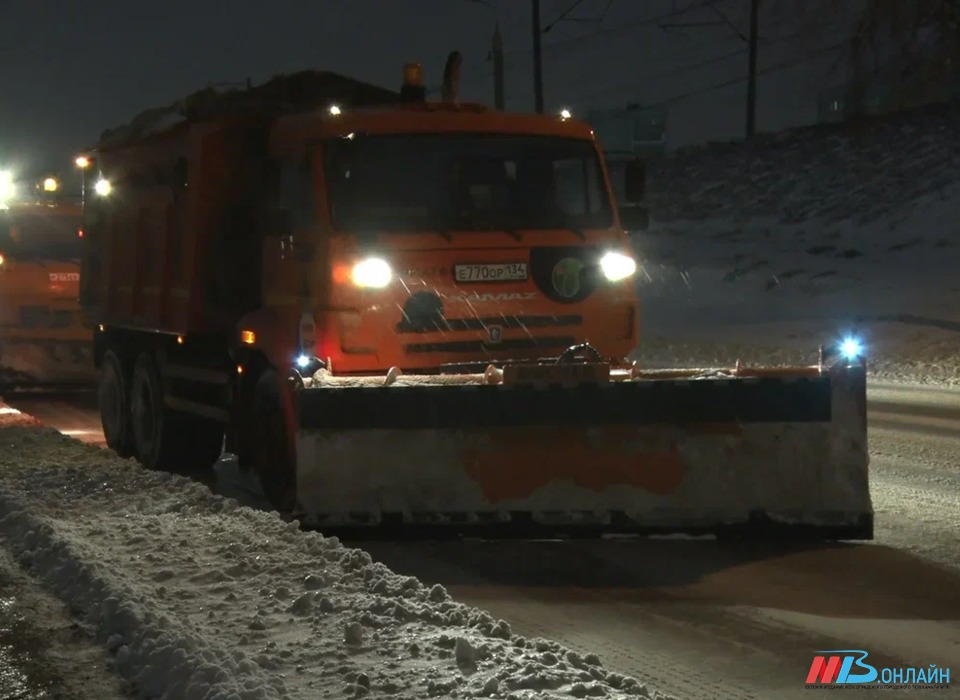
[
  {"xmin": 99, "ymin": 350, "xmax": 135, "ymax": 457},
  {"xmin": 130, "ymin": 353, "xmax": 170, "ymax": 470},
  {"xmin": 249, "ymin": 369, "xmax": 296, "ymax": 513},
  {"xmin": 130, "ymin": 352, "xmax": 225, "ymax": 473}
]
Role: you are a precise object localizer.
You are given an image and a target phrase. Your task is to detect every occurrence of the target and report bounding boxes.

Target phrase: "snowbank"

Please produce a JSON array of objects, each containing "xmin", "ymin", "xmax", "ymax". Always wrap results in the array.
[
  {"xmin": 628, "ymin": 102, "xmax": 960, "ymax": 385},
  {"xmin": 0, "ymin": 408, "xmax": 673, "ymax": 700}
]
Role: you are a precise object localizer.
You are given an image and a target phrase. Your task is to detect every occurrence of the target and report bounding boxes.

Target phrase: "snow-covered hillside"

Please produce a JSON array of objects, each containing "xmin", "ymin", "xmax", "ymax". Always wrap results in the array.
[
  {"xmin": 0, "ymin": 408, "xmax": 672, "ymax": 700},
  {"xmin": 627, "ymin": 101, "xmax": 960, "ymax": 385},
  {"xmin": 645, "ymin": 101, "xmax": 960, "ymax": 225}
]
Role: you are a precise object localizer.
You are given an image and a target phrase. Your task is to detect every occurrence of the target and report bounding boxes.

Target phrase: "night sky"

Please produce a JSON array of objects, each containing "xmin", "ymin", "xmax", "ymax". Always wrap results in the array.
[{"xmin": 1, "ymin": 0, "xmax": 855, "ymax": 182}]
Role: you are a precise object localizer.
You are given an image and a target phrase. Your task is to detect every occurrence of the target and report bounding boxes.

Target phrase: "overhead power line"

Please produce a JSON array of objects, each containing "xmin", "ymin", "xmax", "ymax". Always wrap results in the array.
[{"xmin": 566, "ymin": 39, "xmax": 847, "ymax": 108}]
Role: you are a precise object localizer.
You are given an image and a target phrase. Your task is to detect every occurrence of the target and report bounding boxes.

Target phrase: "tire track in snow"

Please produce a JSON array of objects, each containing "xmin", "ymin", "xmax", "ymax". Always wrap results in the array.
[
  {"xmin": 364, "ymin": 537, "xmax": 960, "ymax": 700},
  {"xmin": 363, "ymin": 541, "xmax": 765, "ymax": 700}
]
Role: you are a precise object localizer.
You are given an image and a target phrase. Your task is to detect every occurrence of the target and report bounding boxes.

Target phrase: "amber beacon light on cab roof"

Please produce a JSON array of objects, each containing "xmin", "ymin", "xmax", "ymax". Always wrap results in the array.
[{"xmin": 76, "ymin": 53, "xmax": 872, "ymax": 540}]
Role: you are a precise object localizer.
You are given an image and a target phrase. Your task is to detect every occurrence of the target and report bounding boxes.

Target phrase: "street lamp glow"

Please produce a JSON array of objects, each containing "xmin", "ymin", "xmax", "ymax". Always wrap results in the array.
[
  {"xmin": 0, "ymin": 170, "xmax": 15, "ymax": 203},
  {"xmin": 75, "ymin": 156, "xmax": 91, "ymax": 169}
]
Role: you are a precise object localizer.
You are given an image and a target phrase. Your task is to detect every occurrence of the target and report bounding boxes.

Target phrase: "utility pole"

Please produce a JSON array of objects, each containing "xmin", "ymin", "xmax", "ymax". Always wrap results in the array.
[
  {"xmin": 746, "ymin": 0, "xmax": 759, "ymax": 138},
  {"xmin": 532, "ymin": 0, "xmax": 544, "ymax": 113},
  {"xmin": 493, "ymin": 20, "xmax": 505, "ymax": 109}
]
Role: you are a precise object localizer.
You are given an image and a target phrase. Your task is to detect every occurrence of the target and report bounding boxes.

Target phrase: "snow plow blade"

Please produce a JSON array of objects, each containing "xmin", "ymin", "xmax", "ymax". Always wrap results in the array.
[
  {"xmin": 0, "ymin": 338, "xmax": 96, "ymax": 391},
  {"xmin": 293, "ymin": 347, "xmax": 871, "ymax": 540}
]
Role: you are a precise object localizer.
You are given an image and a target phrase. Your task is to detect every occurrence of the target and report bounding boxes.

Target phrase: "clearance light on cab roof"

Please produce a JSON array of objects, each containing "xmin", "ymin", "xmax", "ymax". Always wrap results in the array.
[
  {"xmin": 559, "ymin": 108, "xmax": 572, "ymax": 120},
  {"xmin": 328, "ymin": 104, "xmax": 341, "ymax": 116},
  {"xmin": 404, "ymin": 63, "xmax": 423, "ymax": 87},
  {"xmin": 240, "ymin": 329, "xmax": 256, "ymax": 345}
]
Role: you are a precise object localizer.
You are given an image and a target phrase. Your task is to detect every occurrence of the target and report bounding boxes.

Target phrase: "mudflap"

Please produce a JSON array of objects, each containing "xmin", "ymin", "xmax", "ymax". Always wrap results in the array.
[{"xmin": 292, "ymin": 358, "xmax": 871, "ymax": 541}]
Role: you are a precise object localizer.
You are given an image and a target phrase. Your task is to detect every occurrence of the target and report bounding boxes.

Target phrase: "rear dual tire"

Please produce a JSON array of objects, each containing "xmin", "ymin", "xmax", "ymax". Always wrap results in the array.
[
  {"xmin": 99, "ymin": 349, "xmax": 223, "ymax": 473},
  {"xmin": 99, "ymin": 348, "xmax": 294, "ymax": 512},
  {"xmin": 99, "ymin": 350, "xmax": 135, "ymax": 457},
  {"xmin": 129, "ymin": 353, "xmax": 223, "ymax": 472}
]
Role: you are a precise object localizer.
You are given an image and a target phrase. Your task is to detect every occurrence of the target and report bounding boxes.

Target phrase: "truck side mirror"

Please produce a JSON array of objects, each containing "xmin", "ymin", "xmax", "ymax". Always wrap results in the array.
[{"xmin": 624, "ymin": 159, "xmax": 645, "ymax": 204}]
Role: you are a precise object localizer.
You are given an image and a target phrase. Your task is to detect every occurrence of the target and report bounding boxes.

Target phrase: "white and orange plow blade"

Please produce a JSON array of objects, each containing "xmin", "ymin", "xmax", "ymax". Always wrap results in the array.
[{"xmin": 292, "ymin": 356, "xmax": 871, "ymax": 540}]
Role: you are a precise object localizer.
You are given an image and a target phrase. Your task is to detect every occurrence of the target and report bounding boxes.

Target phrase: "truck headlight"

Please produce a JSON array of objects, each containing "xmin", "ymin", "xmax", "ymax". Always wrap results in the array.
[
  {"xmin": 351, "ymin": 257, "xmax": 392, "ymax": 288},
  {"xmin": 599, "ymin": 252, "xmax": 637, "ymax": 281}
]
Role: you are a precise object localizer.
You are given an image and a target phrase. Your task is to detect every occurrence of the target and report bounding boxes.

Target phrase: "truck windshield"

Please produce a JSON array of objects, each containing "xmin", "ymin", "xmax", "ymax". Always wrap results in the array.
[
  {"xmin": 0, "ymin": 208, "xmax": 82, "ymax": 261},
  {"xmin": 322, "ymin": 134, "xmax": 613, "ymax": 232}
]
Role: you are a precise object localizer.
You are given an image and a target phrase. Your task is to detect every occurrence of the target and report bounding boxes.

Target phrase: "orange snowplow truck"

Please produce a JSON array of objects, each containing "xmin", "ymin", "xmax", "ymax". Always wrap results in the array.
[
  {"xmin": 80, "ymin": 61, "xmax": 872, "ymax": 540},
  {"xmin": 0, "ymin": 171, "xmax": 93, "ymax": 387}
]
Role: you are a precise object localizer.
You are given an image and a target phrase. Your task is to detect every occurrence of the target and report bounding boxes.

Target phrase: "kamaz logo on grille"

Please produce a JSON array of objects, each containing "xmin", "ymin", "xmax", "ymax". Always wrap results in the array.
[
  {"xmin": 488, "ymin": 325, "xmax": 503, "ymax": 343},
  {"xmin": 452, "ymin": 292, "xmax": 537, "ymax": 303}
]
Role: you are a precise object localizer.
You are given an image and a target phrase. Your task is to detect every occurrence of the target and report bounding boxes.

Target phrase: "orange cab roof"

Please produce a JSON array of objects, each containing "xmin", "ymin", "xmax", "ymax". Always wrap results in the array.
[{"xmin": 271, "ymin": 102, "xmax": 596, "ymax": 149}]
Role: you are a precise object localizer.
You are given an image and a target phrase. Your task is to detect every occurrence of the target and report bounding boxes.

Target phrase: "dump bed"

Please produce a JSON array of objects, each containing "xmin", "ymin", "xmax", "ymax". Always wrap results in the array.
[{"xmin": 80, "ymin": 71, "xmax": 403, "ymax": 335}]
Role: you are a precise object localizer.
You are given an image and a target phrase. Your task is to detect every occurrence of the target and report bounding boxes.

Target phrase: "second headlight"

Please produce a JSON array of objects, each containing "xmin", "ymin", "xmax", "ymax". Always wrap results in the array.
[{"xmin": 599, "ymin": 252, "xmax": 637, "ymax": 281}]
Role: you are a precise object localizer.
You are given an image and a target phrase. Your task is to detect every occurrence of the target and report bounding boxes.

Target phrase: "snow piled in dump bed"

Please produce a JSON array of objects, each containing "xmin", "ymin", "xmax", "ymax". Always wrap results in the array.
[
  {"xmin": 628, "ymin": 101, "xmax": 960, "ymax": 385},
  {"xmin": 0, "ymin": 412, "xmax": 672, "ymax": 700}
]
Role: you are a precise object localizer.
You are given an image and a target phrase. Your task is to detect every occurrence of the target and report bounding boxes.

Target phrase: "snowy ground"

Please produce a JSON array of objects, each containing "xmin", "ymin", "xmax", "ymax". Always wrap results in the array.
[
  {"xmin": 0, "ymin": 408, "xmax": 673, "ymax": 700},
  {"xmin": 628, "ymin": 102, "xmax": 960, "ymax": 385}
]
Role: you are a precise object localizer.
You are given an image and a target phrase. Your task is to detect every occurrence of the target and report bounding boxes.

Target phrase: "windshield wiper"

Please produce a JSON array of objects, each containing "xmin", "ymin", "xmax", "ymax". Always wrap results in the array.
[{"xmin": 545, "ymin": 220, "xmax": 586, "ymax": 240}]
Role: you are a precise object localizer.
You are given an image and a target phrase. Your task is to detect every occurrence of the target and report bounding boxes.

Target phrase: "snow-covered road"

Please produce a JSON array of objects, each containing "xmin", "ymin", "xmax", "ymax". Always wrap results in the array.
[{"xmin": 3, "ymin": 383, "xmax": 959, "ymax": 699}]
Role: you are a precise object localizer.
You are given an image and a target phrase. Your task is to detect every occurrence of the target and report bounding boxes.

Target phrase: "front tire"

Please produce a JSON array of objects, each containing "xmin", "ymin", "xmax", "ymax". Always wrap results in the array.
[{"xmin": 248, "ymin": 368, "xmax": 297, "ymax": 513}]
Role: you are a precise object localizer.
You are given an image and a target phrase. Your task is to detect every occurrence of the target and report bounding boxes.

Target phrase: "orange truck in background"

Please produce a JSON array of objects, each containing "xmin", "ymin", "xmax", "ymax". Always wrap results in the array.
[
  {"xmin": 0, "ymin": 171, "xmax": 93, "ymax": 388},
  {"xmin": 79, "ymin": 59, "xmax": 872, "ymax": 541}
]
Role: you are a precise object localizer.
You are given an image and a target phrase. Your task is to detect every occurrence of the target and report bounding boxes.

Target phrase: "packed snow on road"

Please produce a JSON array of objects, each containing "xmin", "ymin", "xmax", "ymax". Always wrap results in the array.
[{"xmin": 0, "ymin": 408, "xmax": 674, "ymax": 700}]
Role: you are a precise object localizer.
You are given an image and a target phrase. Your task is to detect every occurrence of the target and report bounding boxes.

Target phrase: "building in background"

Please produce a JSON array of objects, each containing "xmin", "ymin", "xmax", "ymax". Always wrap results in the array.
[{"xmin": 586, "ymin": 104, "xmax": 668, "ymax": 157}]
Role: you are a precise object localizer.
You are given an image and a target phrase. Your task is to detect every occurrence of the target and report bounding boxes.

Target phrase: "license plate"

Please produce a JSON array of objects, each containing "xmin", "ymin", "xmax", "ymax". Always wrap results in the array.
[
  {"xmin": 49, "ymin": 272, "xmax": 79, "ymax": 282},
  {"xmin": 454, "ymin": 263, "xmax": 527, "ymax": 283},
  {"xmin": 503, "ymin": 363, "xmax": 610, "ymax": 385}
]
